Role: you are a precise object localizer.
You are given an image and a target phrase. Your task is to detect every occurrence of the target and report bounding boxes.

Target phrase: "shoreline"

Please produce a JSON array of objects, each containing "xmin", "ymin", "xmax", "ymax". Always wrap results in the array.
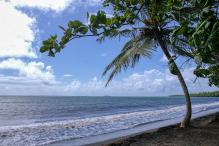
[
  {"xmin": 103, "ymin": 112, "xmax": 219, "ymax": 146},
  {"xmin": 48, "ymin": 108, "xmax": 219, "ymax": 146},
  {"xmin": 91, "ymin": 111, "xmax": 219, "ymax": 146}
]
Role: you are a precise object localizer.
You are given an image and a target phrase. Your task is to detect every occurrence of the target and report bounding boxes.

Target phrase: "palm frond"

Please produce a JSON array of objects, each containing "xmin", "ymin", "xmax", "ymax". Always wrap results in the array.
[
  {"xmin": 97, "ymin": 29, "xmax": 138, "ymax": 43},
  {"xmin": 102, "ymin": 36, "xmax": 155, "ymax": 86},
  {"xmin": 170, "ymin": 36, "xmax": 195, "ymax": 58}
]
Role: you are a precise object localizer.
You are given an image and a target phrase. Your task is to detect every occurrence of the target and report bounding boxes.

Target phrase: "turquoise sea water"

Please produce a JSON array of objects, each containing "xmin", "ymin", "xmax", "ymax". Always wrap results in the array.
[{"xmin": 0, "ymin": 96, "xmax": 219, "ymax": 145}]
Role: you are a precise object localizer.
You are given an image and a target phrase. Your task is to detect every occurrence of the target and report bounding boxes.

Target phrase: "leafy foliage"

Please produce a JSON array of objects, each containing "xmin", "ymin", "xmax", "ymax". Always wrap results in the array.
[
  {"xmin": 40, "ymin": 0, "xmax": 219, "ymax": 87},
  {"xmin": 40, "ymin": 0, "xmax": 176, "ymax": 84},
  {"xmin": 169, "ymin": 0, "xmax": 219, "ymax": 86}
]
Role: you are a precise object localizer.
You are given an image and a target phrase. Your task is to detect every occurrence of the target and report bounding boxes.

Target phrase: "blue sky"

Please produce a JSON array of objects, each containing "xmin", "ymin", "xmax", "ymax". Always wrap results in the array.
[{"xmin": 0, "ymin": 0, "xmax": 218, "ymax": 96}]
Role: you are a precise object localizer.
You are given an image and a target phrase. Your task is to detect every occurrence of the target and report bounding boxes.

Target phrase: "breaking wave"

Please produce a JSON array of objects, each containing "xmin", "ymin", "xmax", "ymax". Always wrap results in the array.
[{"xmin": 0, "ymin": 102, "xmax": 219, "ymax": 146}]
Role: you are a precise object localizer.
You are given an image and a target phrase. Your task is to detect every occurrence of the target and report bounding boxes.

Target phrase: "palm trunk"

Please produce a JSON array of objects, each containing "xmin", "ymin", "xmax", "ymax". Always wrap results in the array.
[{"xmin": 154, "ymin": 29, "xmax": 192, "ymax": 128}]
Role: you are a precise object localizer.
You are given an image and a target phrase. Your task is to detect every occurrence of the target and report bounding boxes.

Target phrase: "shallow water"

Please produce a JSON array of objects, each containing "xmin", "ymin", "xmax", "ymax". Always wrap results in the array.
[{"xmin": 0, "ymin": 96, "xmax": 219, "ymax": 146}]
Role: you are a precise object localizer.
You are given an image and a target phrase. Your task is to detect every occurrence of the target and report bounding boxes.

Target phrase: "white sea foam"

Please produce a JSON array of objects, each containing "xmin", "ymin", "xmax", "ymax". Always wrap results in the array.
[{"xmin": 0, "ymin": 102, "xmax": 219, "ymax": 146}]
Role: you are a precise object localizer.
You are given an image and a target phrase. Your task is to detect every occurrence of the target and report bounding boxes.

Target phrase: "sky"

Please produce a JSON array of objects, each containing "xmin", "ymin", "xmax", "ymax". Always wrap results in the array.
[{"xmin": 0, "ymin": 0, "xmax": 218, "ymax": 96}]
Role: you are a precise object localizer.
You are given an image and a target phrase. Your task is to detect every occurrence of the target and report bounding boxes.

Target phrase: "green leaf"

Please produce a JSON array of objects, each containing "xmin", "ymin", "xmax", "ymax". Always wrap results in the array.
[
  {"xmin": 79, "ymin": 26, "xmax": 88, "ymax": 34},
  {"xmin": 48, "ymin": 50, "xmax": 55, "ymax": 57},
  {"xmin": 68, "ymin": 20, "xmax": 83, "ymax": 28},
  {"xmin": 40, "ymin": 46, "xmax": 48, "ymax": 53},
  {"xmin": 42, "ymin": 40, "xmax": 51, "ymax": 46}
]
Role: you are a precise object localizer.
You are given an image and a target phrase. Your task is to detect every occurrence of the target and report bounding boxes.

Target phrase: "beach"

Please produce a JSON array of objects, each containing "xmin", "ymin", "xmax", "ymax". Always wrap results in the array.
[
  {"xmin": 103, "ymin": 112, "xmax": 219, "ymax": 146},
  {"xmin": 48, "ymin": 109, "xmax": 219, "ymax": 146}
]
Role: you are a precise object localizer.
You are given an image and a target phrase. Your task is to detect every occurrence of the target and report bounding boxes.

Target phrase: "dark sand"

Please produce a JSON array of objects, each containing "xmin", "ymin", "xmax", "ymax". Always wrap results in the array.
[{"xmin": 100, "ymin": 113, "xmax": 219, "ymax": 146}]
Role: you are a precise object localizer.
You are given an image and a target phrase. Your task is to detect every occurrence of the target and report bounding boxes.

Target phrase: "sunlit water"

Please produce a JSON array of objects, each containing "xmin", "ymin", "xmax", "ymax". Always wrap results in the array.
[{"xmin": 0, "ymin": 96, "xmax": 219, "ymax": 146}]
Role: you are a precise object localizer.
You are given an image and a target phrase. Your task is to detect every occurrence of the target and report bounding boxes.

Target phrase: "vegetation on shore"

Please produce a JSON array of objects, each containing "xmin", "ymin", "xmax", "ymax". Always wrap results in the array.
[
  {"xmin": 171, "ymin": 91, "xmax": 219, "ymax": 97},
  {"xmin": 191, "ymin": 91, "xmax": 219, "ymax": 97}
]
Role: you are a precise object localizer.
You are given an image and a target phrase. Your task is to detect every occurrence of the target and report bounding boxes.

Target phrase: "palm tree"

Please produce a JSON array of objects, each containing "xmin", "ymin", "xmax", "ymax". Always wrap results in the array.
[
  {"xmin": 102, "ymin": 2, "xmax": 192, "ymax": 128},
  {"xmin": 102, "ymin": 30, "xmax": 191, "ymax": 128},
  {"xmin": 40, "ymin": 0, "xmax": 192, "ymax": 128}
]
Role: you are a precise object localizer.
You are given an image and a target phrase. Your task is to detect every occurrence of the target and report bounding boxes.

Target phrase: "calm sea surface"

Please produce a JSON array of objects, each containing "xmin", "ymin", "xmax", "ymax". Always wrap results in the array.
[{"xmin": 0, "ymin": 96, "xmax": 219, "ymax": 145}]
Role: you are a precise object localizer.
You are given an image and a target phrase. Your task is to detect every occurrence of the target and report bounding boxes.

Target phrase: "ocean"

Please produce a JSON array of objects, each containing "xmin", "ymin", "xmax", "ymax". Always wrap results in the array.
[{"xmin": 0, "ymin": 96, "xmax": 219, "ymax": 146}]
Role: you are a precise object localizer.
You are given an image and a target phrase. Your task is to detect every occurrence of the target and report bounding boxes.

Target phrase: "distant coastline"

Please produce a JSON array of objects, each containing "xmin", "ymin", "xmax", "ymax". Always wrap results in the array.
[{"xmin": 170, "ymin": 91, "xmax": 219, "ymax": 97}]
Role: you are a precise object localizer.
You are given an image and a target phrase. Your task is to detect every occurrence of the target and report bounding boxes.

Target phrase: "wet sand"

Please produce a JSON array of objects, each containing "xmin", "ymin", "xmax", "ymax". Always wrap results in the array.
[{"xmin": 102, "ymin": 112, "xmax": 219, "ymax": 146}]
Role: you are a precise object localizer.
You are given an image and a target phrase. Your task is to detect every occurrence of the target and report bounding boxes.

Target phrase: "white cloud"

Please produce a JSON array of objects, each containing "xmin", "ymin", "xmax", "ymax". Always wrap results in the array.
[
  {"xmin": 0, "ymin": 58, "xmax": 55, "ymax": 84},
  {"xmin": 0, "ymin": 1, "xmax": 37, "ymax": 58},
  {"xmin": 8, "ymin": 0, "xmax": 102, "ymax": 12},
  {"xmin": 64, "ymin": 80, "xmax": 81, "ymax": 91},
  {"xmin": 64, "ymin": 74, "xmax": 73, "ymax": 77},
  {"xmin": 63, "ymin": 68, "xmax": 218, "ymax": 96},
  {"xmin": 9, "ymin": 0, "xmax": 73, "ymax": 12},
  {"xmin": 76, "ymin": 0, "xmax": 102, "ymax": 7}
]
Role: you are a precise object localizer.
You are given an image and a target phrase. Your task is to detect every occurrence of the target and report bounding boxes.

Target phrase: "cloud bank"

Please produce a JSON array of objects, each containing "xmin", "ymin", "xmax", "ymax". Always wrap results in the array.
[
  {"xmin": 0, "ymin": 68, "xmax": 217, "ymax": 96},
  {"xmin": 63, "ymin": 68, "xmax": 218, "ymax": 96}
]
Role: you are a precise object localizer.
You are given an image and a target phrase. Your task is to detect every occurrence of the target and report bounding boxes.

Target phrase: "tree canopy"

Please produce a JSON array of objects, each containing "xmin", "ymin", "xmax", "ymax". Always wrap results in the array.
[
  {"xmin": 170, "ymin": 0, "xmax": 219, "ymax": 87},
  {"xmin": 40, "ymin": 0, "xmax": 219, "ymax": 87}
]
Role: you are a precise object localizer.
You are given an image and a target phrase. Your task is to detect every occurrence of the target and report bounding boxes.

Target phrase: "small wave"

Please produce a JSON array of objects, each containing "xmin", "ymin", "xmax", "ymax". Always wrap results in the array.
[{"xmin": 0, "ymin": 102, "xmax": 219, "ymax": 146}]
